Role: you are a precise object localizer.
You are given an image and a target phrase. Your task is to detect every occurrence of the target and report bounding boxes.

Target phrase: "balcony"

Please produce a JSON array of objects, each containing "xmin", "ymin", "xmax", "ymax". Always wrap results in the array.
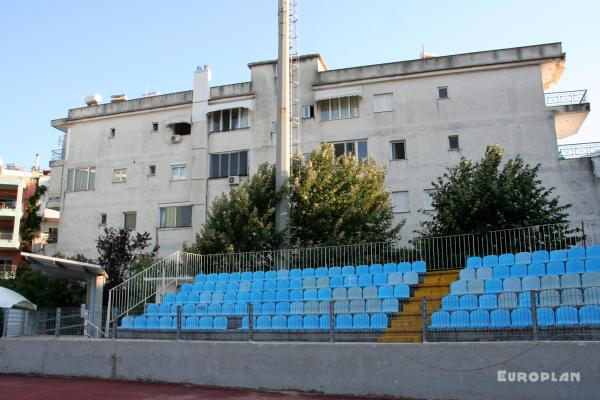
[
  {"xmin": 545, "ymin": 90, "xmax": 590, "ymax": 139},
  {"xmin": 0, "ymin": 231, "xmax": 18, "ymax": 250},
  {"xmin": 558, "ymin": 142, "xmax": 600, "ymax": 159},
  {"xmin": 0, "ymin": 201, "xmax": 17, "ymax": 218}
]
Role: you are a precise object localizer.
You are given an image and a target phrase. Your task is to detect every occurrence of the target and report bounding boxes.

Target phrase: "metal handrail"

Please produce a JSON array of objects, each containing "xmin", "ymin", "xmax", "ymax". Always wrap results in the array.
[
  {"xmin": 558, "ymin": 142, "xmax": 600, "ymax": 159},
  {"xmin": 0, "ymin": 232, "xmax": 13, "ymax": 240},
  {"xmin": 0, "ymin": 201, "xmax": 16, "ymax": 210},
  {"xmin": 545, "ymin": 90, "xmax": 588, "ymax": 107}
]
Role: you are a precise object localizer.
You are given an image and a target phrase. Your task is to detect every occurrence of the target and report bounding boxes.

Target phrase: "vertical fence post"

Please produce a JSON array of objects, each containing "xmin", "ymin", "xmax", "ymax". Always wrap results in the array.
[
  {"xmin": 112, "ymin": 307, "xmax": 118, "ymax": 339},
  {"xmin": 176, "ymin": 305, "xmax": 182, "ymax": 339},
  {"xmin": 329, "ymin": 300, "xmax": 335, "ymax": 343},
  {"xmin": 530, "ymin": 291, "xmax": 538, "ymax": 341},
  {"xmin": 581, "ymin": 221, "xmax": 587, "ymax": 248},
  {"xmin": 421, "ymin": 297, "xmax": 427, "ymax": 343},
  {"xmin": 248, "ymin": 303, "xmax": 254, "ymax": 341},
  {"xmin": 55, "ymin": 308, "xmax": 62, "ymax": 338}
]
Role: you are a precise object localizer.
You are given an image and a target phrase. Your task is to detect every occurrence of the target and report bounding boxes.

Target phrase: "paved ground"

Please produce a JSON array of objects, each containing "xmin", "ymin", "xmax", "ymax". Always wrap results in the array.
[{"xmin": 0, "ymin": 375, "xmax": 371, "ymax": 400}]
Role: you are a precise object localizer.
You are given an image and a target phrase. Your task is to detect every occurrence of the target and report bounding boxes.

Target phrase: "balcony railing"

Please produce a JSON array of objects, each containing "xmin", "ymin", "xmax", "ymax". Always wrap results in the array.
[
  {"xmin": 545, "ymin": 90, "xmax": 588, "ymax": 107},
  {"xmin": 0, "ymin": 232, "xmax": 14, "ymax": 241},
  {"xmin": 51, "ymin": 148, "xmax": 65, "ymax": 161},
  {"xmin": 558, "ymin": 142, "xmax": 600, "ymax": 159},
  {"xmin": 0, "ymin": 201, "xmax": 16, "ymax": 210}
]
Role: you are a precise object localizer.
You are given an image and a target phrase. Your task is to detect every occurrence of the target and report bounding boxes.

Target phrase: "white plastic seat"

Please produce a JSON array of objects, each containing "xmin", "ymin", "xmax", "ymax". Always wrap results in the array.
[
  {"xmin": 467, "ymin": 279, "xmax": 485, "ymax": 294},
  {"xmin": 541, "ymin": 275, "xmax": 560, "ymax": 290}
]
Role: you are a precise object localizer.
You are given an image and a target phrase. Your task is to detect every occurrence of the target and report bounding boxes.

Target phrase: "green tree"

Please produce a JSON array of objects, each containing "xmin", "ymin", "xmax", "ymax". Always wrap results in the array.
[
  {"xmin": 96, "ymin": 227, "xmax": 157, "ymax": 293},
  {"xmin": 289, "ymin": 143, "xmax": 401, "ymax": 247},
  {"xmin": 19, "ymin": 184, "xmax": 47, "ymax": 251},
  {"xmin": 184, "ymin": 163, "xmax": 285, "ymax": 254},
  {"xmin": 419, "ymin": 144, "xmax": 571, "ymax": 237}
]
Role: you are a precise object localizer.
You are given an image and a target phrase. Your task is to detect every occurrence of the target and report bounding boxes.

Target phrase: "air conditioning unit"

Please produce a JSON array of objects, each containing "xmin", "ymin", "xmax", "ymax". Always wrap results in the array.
[
  {"xmin": 228, "ymin": 176, "xmax": 240, "ymax": 186},
  {"xmin": 171, "ymin": 134, "xmax": 182, "ymax": 143}
]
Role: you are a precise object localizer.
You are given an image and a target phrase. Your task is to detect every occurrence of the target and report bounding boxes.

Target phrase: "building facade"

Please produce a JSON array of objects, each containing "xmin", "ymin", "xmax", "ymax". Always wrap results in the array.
[{"xmin": 49, "ymin": 43, "xmax": 598, "ymax": 258}]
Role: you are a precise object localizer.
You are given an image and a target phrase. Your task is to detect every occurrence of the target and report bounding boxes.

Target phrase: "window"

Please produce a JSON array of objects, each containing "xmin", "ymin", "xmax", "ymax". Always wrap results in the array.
[
  {"xmin": 123, "ymin": 212, "xmax": 136, "ymax": 230},
  {"xmin": 171, "ymin": 164, "xmax": 187, "ymax": 180},
  {"xmin": 374, "ymin": 93, "xmax": 393, "ymax": 113},
  {"xmin": 66, "ymin": 167, "xmax": 96, "ymax": 192},
  {"xmin": 210, "ymin": 108, "xmax": 249, "ymax": 132},
  {"xmin": 152, "ymin": 122, "xmax": 159, "ymax": 132},
  {"xmin": 159, "ymin": 205, "xmax": 192, "ymax": 229},
  {"xmin": 47, "ymin": 228, "xmax": 58, "ymax": 243},
  {"xmin": 302, "ymin": 105, "xmax": 314, "ymax": 119},
  {"xmin": 392, "ymin": 191, "xmax": 410, "ymax": 213},
  {"xmin": 423, "ymin": 190, "xmax": 434, "ymax": 211},
  {"xmin": 113, "ymin": 168, "xmax": 127, "ymax": 183},
  {"xmin": 172, "ymin": 123, "xmax": 191, "ymax": 136},
  {"xmin": 148, "ymin": 165, "xmax": 157, "ymax": 176},
  {"xmin": 438, "ymin": 86, "xmax": 448, "ymax": 99},
  {"xmin": 209, "ymin": 150, "xmax": 248, "ymax": 178},
  {"xmin": 391, "ymin": 141, "xmax": 406, "ymax": 160},
  {"xmin": 109, "ymin": 128, "xmax": 116, "ymax": 138},
  {"xmin": 333, "ymin": 140, "xmax": 368, "ymax": 161},
  {"xmin": 100, "ymin": 213, "xmax": 107, "ymax": 225},
  {"xmin": 448, "ymin": 135, "xmax": 460, "ymax": 151},
  {"xmin": 319, "ymin": 96, "xmax": 359, "ymax": 121}
]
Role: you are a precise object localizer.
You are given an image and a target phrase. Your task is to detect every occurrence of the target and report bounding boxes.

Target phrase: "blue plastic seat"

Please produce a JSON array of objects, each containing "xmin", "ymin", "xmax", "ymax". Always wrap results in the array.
[
  {"xmin": 290, "ymin": 289, "xmax": 303, "ymax": 301},
  {"xmin": 490, "ymin": 309, "xmax": 510, "ymax": 328},
  {"xmin": 344, "ymin": 275, "xmax": 358, "ymax": 288},
  {"xmin": 290, "ymin": 301, "xmax": 304, "ymax": 314},
  {"xmin": 369, "ymin": 264, "xmax": 383, "ymax": 275},
  {"xmin": 550, "ymin": 250, "xmax": 568, "ymax": 262},
  {"xmin": 289, "ymin": 269, "xmax": 302, "ymax": 279},
  {"xmin": 566, "ymin": 260, "xmax": 585, "ymax": 274},
  {"xmin": 318, "ymin": 288, "xmax": 333, "ymax": 300},
  {"xmin": 478, "ymin": 294, "xmax": 497, "ymax": 310},
  {"xmin": 185, "ymin": 316, "xmax": 200, "ymax": 330},
  {"xmin": 263, "ymin": 290, "xmax": 276, "ymax": 302},
  {"xmin": 347, "ymin": 287, "xmax": 363, "ymax": 300},
  {"xmin": 373, "ymin": 273, "xmax": 388, "ymax": 286},
  {"xmin": 586, "ymin": 259, "xmax": 600, "ymax": 272},
  {"xmin": 493, "ymin": 265, "xmax": 510, "ymax": 279},
  {"xmin": 366, "ymin": 299, "xmax": 382, "ymax": 313},
  {"xmin": 196, "ymin": 304, "xmax": 208, "ymax": 315},
  {"xmin": 582, "ymin": 272, "xmax": 600, "ymax": 287},
  {"xmin": 229, "ymin": 272, "xmax": 241, "ymax": 281},
  {"xmin": 547, "ymin": 261, "xmax": 565, "ymax": 275},
  {"xmin": 503, "ymin": 277, "xmax": 521, "ymax": 292},
  {"xmin": 328, "ymin": 267, "xmax": 342, "ymax": 277},
  {"xmin": 274, "ymin": 290, "xmax": 288, "ymax": 302},
  {"xmin": 442, "ymin": 295, "xmax": 460, "ymax": 311},
  {"xmin": 302, "ymin": 277, "xmax": 316, "ymax": 289},
  {"xmin": 147, "ymin": 304, "xmax": 159, "ymax": 315},
  {"xmin": 450, "ymin": 280, "xmax": 467, "ymax": 295},
  {"xmin": 568, "ymin": 247, "xmax": 586, "ymax": 260},
  {"xmin": 352, "ymin": 313, "xmax": 370, "ymax": 329},
  {"xmin": 335, "ymin": 314, "xmax": 353, "ymax": 329},
  {"xmin": 206, "ymin": 273, "xmax": 218, "ymax": 282},
  {"xmin": 222, "ymin": 291, "xmax": 235, "ymax": 303},
  {"xmin": 175, "ymin": 293, "xmax": 187, "ymax": 304},
  {"xmin": 234, "ymin": 303, "xmax": 248, "ymax": 315},
  {"xmin": 412, "ymin": 261, "xmax": 427, "ymax": 273},
  {"xmin": 188, "ymin": 292, "xmax": 201, "ymax": 303},
  {"xmin": 192, "ymin": 283, "xmax": 203, "ymax": 293},
  {"xmin": 355, "ymin": 265, "xmax": 369, "ymax": 275},
  {"xmin": 238, "ymin": 281, "xmax": 251, "ymax": 292},
  {"xmin": 509, "ymin": 264, "xmax": 527, "ymax": 278},
  {"xmin": 518, "ymin": 291, "xmax": 537, "ymax": 308},
  {"xmin": 253, "ymin": 271, "xmax": 265, "ymax": 281},
  {"xmin": 334, "ymin": 300, "xmax": 349, "ymax": 314},
  {"xmin": 249, "ymin": 290, "xmax": 262, "ymax": 303},
  {"xmin": 211, "ymin": 292, "xmax": 224, "ymax": 304},
  {"xmin": 382, "ymin": 298, "xmax": 399, "ymax": 312},
  {"xmin": 579, "ymin": 305, "xmax": 600, "ymax": 326},
  {"xmin": 213, "ymin": 316, "xmax": 227, "ymax": 330},
  {"xmin": 303, "ymin": 315, "xmax": 319, "ymax": 329},
  {"xmin": 397, "ymin": 262, "xmax": 411, "ymax": 273},
  {"xmin": 203, "ymin": 282, "xmax": 217, "ymax": 293},
  {"xmin": 277, "ymin": 270, "xmax": 289, "ymax": 280},
  {"xmin": 240, "ymin": 272, "xmax": 253, "ymax": 281},
  {"xmin": 226, "ymin": 282, "xmax": 239, "ymax": 292},
  {"xmin": 522, "ymin": 276, "xmax": 541, "ymax": 291},
  {"xmin": 182, "ymin": 303, "xmax": 196, "ymax": 316},
  {"xmin": 403, "ymin": 272, "xmax": 419, "ymax": 285},
  {"xmin": 430, "ymin": 311, "xmax": 450, "ymax": 329},
  {"xmin": 265, "ymin": 271, "xmax": 277, "ymax": 280},
  {"xmin": 302, "ymin": 268, "xmax": 315, "ymax": 278},
  {"xmin": 272, "ymin": 315, "xmax": 287, "ymax": 330},
  {"xmin": 394, "ymin": 285, "xmax": 410, "ymax": 298},
  {"xmin": 470, "ymin": 310, "xmax": 490, "ymax": 328},
  {"xmin": 158, "ymin": 304, "xmax": 171, "ymax": 315},
  {"xmin": 466, "ymin": 256, "xmax": 482, "ymax": 269},
  {"xmin": 497, "ymin": 292, "xmax": 518, "ymax": 309},
  {"xmin": 536, "ymin": 308, "xmax": 555, "ymax": 327},
  {"xmin": 240, "ymin": 316, "xmax": 254, "ymax": 330},
  {"xmin": 235, "ymin": 291, "xmax": 249, "ymax": 303},
  {"xmin": 450, "ymin": 311, "xmax": 469, "ymax": 328},
  {"xmin": 560, "ymin": 273, "xmax": 581, "ymax": 288},
  {"xmin": 539, "ymin": 290, "xmax": 560, "ymax": 307},
  {"xmin": 217, "ymin": 272, "xmax": 229, "ymax": 282},
  {"xmin": 498, "ymin": 253, "xmax": 515, "ymax": 266},
  {"xmin": 304, "ymin": 289, "xmax": 318, "ymax": 301},
  {"xmin": 314, "ymin": 267, "xmax": 328, "ymax": 278},
  {"xmin": 158, "ymin": 316, "xmax": 172, "ymax": 329},
  {"xmin": 510, "ymin": 307, "xmax": 532, "ymax": 327},
  {"xmin": 332, "ymin": 287, "xmax": 347, "ymax": 300},
  {"xmin": 319, "ymin": 315, "xmax": 331, "ymax": 329},
  {"xmin": 467, "ymin": 279, "xmax": 484, "ymax": 294},
  {"xmin": 341, "ymin": 266, "xmax": 355, "ymax": 276},
  {"xmin": 383, "ymin": 263, "xmax": 397, "ymax": 274},
  {"xmin": 256, "ymin": 315, "xmax": 271, "ymax": 330},
  {"xmin": 287, "ymin": 315, "xmax": 302, "ymax": 329},
  {"xmin": 541, "ymin": 275, "xmax": 560, "ymax": 290},
  {"xmin": 330, "ymin": 276, "xmax": 344, "ymax": 288},
  {"xmin": 527, "ymin": 262, "xmax": 546, "ymax": 277},
  {"xmin": 388, "ymin": 272, "xmax": 403, "ymax": 285},
  {"xmin": 195, "ymin": 274, "xmax": 207, "ymax": 283},
  {"xmin": 532, "ymin": 250, "xmax": 550, "ymax": 263},
  {"xmin": 561, "ymin": 288, "xmax": 583, "ymax": 306},
  {"xmin": 378, "ymin": 285, "xmax": 394, "ymax": 299},
  {"xmin": 275, "ymin": 302, "xmax": 290, "ymax": 315},
  {"xmin": 358, "ymin": 274, "xmax": 372, "ymax": 287},
  {"xmin": 207, "ymin": 303, "xmax": 221, "ymax": 316},
  {"xmin": 584, "ymin": 287, "xmax": 600, "ymax": 305},
  {"xmin": 460, "ymin": 294, "xmax": 478, "ymax": 310},
  {"xmin": 587, "ymin": 246, "xmax": 600, "ymax": 259},
  {"xmin": 476, "ymin": 267, "xmax": 492, "ymax": 280},
  {"xmin": 180, "ymin": 283, "xmax": 192, "ymax": 292},
  {"xmin": 370, "ymin": 313, "xmax": 388, "ymax": 329},
  {"xmin": 460, "ymin": 269, "xmax": 476, "ymax": 281},
  {"xmin": 482, "ymin": 255, "xmax": 498, "ymax": 268},
  {"xmin": 146, "ymin": 316, "xmax": 159, "ymax": 329},
  {"xmin": 555, "ymin": 307, "xmax": 578, "ymax": 327},
  {"xmin": 169, "ymin": 304, "xmax": 180, "ymax": 315},
  {"xmin": 263, "ymin": 280, "xmax": 277, "ymax": 291},
  {"xmin": 251, "ymin": 281, "xmax": 264, "ymax": 291},
  {"xmin": 289, "ymin": 278, "xmax": 302, "ymax": 290},
  {"xmin": 515, "ymin": 252, "xmax": 532, "ymax": 265}
]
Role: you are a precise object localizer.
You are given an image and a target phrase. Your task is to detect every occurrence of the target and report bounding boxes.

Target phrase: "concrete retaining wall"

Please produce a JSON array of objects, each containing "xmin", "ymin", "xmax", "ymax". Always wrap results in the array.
[{"xmin": 0, "ymin": 338, "xmax": 598, "ymax": 400}]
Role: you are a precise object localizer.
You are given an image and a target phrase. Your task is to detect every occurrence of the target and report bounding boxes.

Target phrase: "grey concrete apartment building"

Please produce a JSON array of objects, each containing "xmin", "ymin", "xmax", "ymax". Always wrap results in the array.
[{"xmin": 48, "ymin": 42, "xmax": 598, "ymax": 257}]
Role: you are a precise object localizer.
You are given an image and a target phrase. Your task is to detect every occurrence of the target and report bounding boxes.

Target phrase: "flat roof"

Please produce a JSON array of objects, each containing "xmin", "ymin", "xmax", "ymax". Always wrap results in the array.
[{"xmin": 21, "ymin": 252, "xmax": 107, "ymax": 281}]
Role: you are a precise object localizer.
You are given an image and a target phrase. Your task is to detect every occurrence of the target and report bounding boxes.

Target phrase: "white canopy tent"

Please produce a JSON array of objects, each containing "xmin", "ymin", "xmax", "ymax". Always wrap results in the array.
[{"xmin": 0, "ymin": 286, "xmax": 36, "ymax": 311}]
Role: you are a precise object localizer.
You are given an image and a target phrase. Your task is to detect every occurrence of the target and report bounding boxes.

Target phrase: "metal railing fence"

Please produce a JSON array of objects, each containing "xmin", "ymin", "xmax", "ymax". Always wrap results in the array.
[
  {"xmin": 1, "ymin": 307, "xmax": 84, "ymax": 337},
  {"xmin": 106, "ymin": 219, "xmax": 600, "ymax": 334},
  {"xmin": 0, "ymin": 201, "xmax": 16, "ymax": 209},
  {"xmin": 558, "ymin": 142, "xmax": 600, "ymax": 159},
  {"xmin": 545, "ymin": 90, "xmax": 588, "ymax": 107}
]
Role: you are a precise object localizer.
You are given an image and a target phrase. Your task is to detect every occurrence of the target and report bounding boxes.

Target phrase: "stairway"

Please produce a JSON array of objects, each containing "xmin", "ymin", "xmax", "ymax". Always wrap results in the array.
[{"xmin": 379, "ymin": 269, "xmax": 459, "ymax": 343}]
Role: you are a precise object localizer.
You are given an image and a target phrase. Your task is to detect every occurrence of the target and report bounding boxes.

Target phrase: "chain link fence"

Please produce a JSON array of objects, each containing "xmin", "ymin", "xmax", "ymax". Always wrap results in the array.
[{"xmin": 1, "ymin": 307, "xmax": 105, "ymax": 338}]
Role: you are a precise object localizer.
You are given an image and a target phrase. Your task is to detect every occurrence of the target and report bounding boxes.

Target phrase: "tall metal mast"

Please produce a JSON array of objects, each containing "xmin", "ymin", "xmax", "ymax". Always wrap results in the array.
[{"xmin": 275, "ymin": 0, "xmax": 291, "ymax": 234}]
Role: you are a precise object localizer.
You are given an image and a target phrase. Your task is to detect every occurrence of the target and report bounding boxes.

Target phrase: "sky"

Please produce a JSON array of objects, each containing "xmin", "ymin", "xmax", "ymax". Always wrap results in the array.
[{"xmin": 1, "ymin": 0, "xmax": 599, "ymax": 168}]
